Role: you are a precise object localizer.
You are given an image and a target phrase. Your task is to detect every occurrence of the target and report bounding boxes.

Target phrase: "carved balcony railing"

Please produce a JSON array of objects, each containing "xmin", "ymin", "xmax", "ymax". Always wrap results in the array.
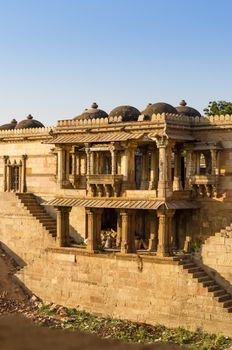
[
  {"xmin": 86, "ymin": 174, "xmax": 123, "ymax": 197},
  {"xmin": 188, "ymin": 175, "xmax": 219, "ymax": 198}
]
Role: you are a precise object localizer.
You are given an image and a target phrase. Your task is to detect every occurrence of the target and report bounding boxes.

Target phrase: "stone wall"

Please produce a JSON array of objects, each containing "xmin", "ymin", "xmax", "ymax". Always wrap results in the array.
[
  {"xmin": 0, "ymin": 193, "xmax": 55, "ymax": 265},
  {"xmin": 17, "ymin": 248, "xmax": 232, "ymax": 336},
  {"xmin": 201, "ymin": 232, "xmax": 232, "ymax": 294},
  {"xmin": 0, "ymin": 140, "xmax": 56, "ymax": 194}
]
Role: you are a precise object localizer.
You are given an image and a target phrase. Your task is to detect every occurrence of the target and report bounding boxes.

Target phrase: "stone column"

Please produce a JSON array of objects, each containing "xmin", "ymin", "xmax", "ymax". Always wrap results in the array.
[
  {"xmin": 185, "ymin": 150, "xmax": 194, "ymax": 189},
  {"xmin": 166, "ymin": 210, "xmax": 176, "ymax": 254},
  {"xmin": 111, "ymin": 149, "xmax": 117, "ymax": 175},
  {"xmin": 141, "ymin": 149, "xmax": 149, "ymax": 189},
  {"xmin": 90, "ymin": 152, "xmax": 94, "ymax": 175},
  {"xmin": 86, "ymin": 208, "xmax": 98, "ymax": 252},
  {"xmin": 70, "ymin": 147, "xmax": 77, "ymax": 184},
  {"xmin": 156, "ymin": 208, "xmax": 169, "ymax": 257},
  {"xmin": 196, "ymin": 152, "xmax": 200, "ymax": 175},
  {"xmin": 121, "ymin": 144, "xmax": 136, "ymax": 190},
  {"xmin": 215, "ymin": 150, "xmax": 220, "ymax": 176},
  {"xmin": 57, "ymin": 147, "xmax": 66, "ymax": 188},
  {"xmin": 155, "ymin": 135, "xmax": 172, "ymax": 198},
  {"xmin": 210, "ymin": 149, "xmax": 217, "ymax": 176},
  {"xmin": 149, "ymin": 148, "xmax": 158, "ymax": 190},
  {"xmin": 7, "ymin": 159, "xmax": 11, "ymax": 192},
  {"xmin": 173, "ymin": 147, "xmax": 183, "ymax": 191},
  {"xmin": 55, "ymin": 206, "xmax": 71, "ymax": 247},
  {"xmin": 95, "ymin": 208, "xmax": 103, "ymax": 247},
  {"xmin": 3, "ymin": 156, "xmax": 9, "ymax": 192},
  {"xmin": 21, "ymin": 154, "xmax": 27, "ymax": 193},
  {"xmin": 116, "ymin": 210, "xmax": 122, "ymax": 248},
  {"xmin": 148, "ymin": 211, "xmax": 158, "ymax": 251},
  {"xmin": 120, "ymin": 210, "xmax": 135, "ymax": 254}
]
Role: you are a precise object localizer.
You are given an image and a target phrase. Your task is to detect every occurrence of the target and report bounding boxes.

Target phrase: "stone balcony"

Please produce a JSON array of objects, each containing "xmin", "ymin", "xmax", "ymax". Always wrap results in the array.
[
  {"xmin": 86, "ymin": 174, "xmax": 123, "ymax": 197},
  {"xmin": 189, "ymin": 175, "xmax": 219, "ymax": 197}
]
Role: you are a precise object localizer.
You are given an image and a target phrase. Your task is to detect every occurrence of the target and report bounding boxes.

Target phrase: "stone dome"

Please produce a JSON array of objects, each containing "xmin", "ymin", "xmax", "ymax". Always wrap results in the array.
[
  {"xmin": 142, "ymin": 102, "xmax": 178, "ymax": 118},
  {"xmin": 0, "ymin": 119, "xmax": 17, "ymax": 130},
  {"xmin": 108, "ymin": 105, "xmax": 140, "ymax": 122},
  {"xmin": 15, "ymin": 115, "xmax": 45, "ymax": 129},
  {"xmin": 176, "ymin": 100, "xmax": 201, "ymax": 117},
  {"xmin": 74, "ymin": 102, "xmax": 108, "ymax": 120}
]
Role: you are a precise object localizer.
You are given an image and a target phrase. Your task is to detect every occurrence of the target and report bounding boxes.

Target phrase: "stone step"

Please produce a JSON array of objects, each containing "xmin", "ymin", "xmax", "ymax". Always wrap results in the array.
[
  {"xmin": 227, "ymin": 307, "xmax": 232, "ymax": 313},
  {"xmin": 212, "ymin": 289, "xmax": 227, "ymax": 297},
  {"xmin": 192, "ymin": 271, "xmax": 206, "ymax": 278},
  {"xmin": 182, "ymin": 263, "xmax": 196, "ymax": 269},
  {"xmin": 217, "ymin": 294, "xmax": 232, "ymax": 303},
  {"xmin": 198, "ymin": 276, "xmax": 212, "ymax": 283},
  {"xmin": 203, "ymin": 280, "xmax": 217, "ymax": 287},
  {"xmin": 223, "ymin": 299, "xmax": 232, "ymax": 308},
  {"xmin": 208, "ymin": 285, "xmax": 222, "ymax": 292},
  {"xmin": 187, "ymin": 267, "xmax": 202, "ymax": 273}
]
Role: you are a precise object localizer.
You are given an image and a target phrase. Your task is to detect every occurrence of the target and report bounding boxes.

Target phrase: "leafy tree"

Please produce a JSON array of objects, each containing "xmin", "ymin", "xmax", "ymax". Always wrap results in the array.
[{"xmin": 204, "ymin": 100, "xmax": 232, "ymax": 116}]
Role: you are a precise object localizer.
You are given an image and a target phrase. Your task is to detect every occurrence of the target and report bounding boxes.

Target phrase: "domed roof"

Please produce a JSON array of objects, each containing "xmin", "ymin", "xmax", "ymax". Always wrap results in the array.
[
  {"xmin": 176, "ymin": 100, "xmax": 201, "ymax": 117},
  {"xmin": 15, "ymin": 115, "xmax": 45, "ymax": 129},
  {"xmin": 0, "ymin": 119, "xmax": 17, "ymax": 130},
  {"xmin": 74, "ymin": 102, "xmax": 108, "ymax": 120},
  {"xmin": 142, "ymin": 102, "xmax": 178, "ymax": 118},
  {"xmin": 108, "ymin": 105, "xmax": 140, "ymax": 122}
]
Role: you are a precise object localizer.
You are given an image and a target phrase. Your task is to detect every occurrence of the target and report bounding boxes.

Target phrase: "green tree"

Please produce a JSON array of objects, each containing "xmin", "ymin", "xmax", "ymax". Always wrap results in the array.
[{"xmin": 204, "ymin": 100, "xmax": 232, "ymax": 116}]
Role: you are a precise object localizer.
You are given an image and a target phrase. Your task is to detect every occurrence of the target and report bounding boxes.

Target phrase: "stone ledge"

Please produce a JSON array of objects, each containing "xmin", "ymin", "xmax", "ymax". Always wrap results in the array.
[{"xmin": 46, "ymin": 247, "xmax": 178, "ymax": 265}]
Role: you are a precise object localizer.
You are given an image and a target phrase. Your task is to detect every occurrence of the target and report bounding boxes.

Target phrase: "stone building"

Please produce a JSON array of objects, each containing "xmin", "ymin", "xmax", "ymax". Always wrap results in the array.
[{"xmin": 0, "ymin": 101, "xmax": 232, "ymax": 335}]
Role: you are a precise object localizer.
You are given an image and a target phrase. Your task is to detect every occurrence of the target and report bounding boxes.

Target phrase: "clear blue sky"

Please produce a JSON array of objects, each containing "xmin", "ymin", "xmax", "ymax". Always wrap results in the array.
[{"xmin": 0, "ymin": 0, "xmax": 232, "ymax": 125}]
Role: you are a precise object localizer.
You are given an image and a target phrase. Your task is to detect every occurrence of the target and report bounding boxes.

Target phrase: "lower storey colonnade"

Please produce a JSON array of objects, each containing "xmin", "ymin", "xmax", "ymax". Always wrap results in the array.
[{"xmin": 54, "ymin": 206, "xmax": 179, "ymax": 257}]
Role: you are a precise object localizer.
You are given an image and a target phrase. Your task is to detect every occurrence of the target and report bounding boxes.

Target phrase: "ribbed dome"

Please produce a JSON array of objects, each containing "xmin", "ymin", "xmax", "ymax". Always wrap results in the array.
[
  {"xmin": 142, "ymin": 102, "xmax": 177, "ymax": 118},
  {"xmin": 108, "ymin": 105, "xmax": 140, "ymax": 122},
  {"xmin": 74, "ymin": 102, "xmax": 108, "ymax": 120},
  {"xmin": 0, "ymin": 119, "xmax": 17, "ymax": 130},
  {"xmin": 15, "ymin": 115, "xmax": 44, "ymax": 129},
  {"xmin": 176, "ymin": 100, "xmax": 201, "ymax": 117}
]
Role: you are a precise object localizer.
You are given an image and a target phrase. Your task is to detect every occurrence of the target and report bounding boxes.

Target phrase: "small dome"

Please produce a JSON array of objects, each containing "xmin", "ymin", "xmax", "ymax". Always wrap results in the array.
[
  {"xmin": 74, "ymin": 102, "xmax": 108, "ymax": 120},
  {"xmin": 0, "ymin": 119, "xmax": 17, "ymax": 130},
  {"xmin": 108, "ymin": 105, "xmax": 140, "ymax": 122},
  {"xmin": 142, "ymin": 102, "xmax": 177, "ymax": 118},
  {"xmin": 176, "ymin": 100, "xmax": 201, "ymax": 117},
  {"xmin": 15, "ymin": 115, "xmax": 45, "ymax": 129}
]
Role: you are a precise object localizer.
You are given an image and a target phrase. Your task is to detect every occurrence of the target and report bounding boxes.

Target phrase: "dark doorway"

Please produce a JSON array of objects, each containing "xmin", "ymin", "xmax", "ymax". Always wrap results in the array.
[
  {"xmin": 101, "ymin": 208, "xmax": 117, "ymax": 231},
  {"xmin": 10, "ymin": 166, "xmax": 20, "ymax": 192}
]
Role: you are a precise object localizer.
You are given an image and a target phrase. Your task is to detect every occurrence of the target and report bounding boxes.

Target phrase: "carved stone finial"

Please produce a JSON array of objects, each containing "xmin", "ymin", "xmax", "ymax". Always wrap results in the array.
[
  {"xmin": 91, "ymin": 102, "xmax": 98, "ymax": 109},
  {"xmin": 179, "ymin": 100, "xmax": 187, "ymax": 106},
  {"xmin": 27, "ymin": 114, "xmax": 33, "ymax": 120},
  {"xmin": 11, "ymin": 119, "xmax": 17, "ymax": 124}
]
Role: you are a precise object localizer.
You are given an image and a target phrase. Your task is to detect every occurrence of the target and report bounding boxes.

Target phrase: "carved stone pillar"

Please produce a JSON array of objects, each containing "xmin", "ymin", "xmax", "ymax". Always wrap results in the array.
[
  {"xmin": 148, "ymin": 211, "xmax": 158, "ymax": 251},
  {"xmin": 141, "ymin": 149, "xmax": 149, "ymax": 189},
  {"xmin": 149, "ymin": 148, "xmax": 158, "ymax": 190},
  {"xmin": 55, "ymin": 206, "xmax": 71, "ymax": 247},
  {"xmin": 56, "ymin": 147, "xmax": 66, "ymax": 188},
  {"xmin": 21, "ymin": 154, "xmax": 27, "ymax": 193},
  {"xmin": 155, "ymin": 135, "xmax": 172, "ymax": 198},
  {"xmin": 173, "ymin": 147, "xmax": 183, "ymax": 191},
  {"xmin": 215, "ymin": 150, "xmax": 220, "ymax": 176},
  {"xmin": 157, "ymin": 208, "xmax": 169, "ymax": 257},
  {"xmin": 3, "ymin": 156, "xmax": 9, "ymax": 192},
  {"xmin": 121, "ymin": 144, "xmax": 136, "ymax": 191},
  {"xmin": 185, "ymin": 150, "xmax": 194, "ymax": 189},
  {"xmin": 85, "ymin": 147, "xmax": 91, "ymax": 176},
  {"xmin": 120, "ymin": 210, "xmax": 135, "ymax": 254},
  {"xmin": 116, "ymin": 210, "xmax": 121, "ymax": 248},
  {"xmin": 90, "ymin": 152, "xmax": 94, "ymax": 175},
  {"xmin": 86, "ymin": 208, "xmax": 98, "ymax": 252},
  {"xmin": 111, "ymin": 149, "xmax": 117, "ymax": 175},
  {"xmin": 7, "ymin": 159, "xmax": 11, "ymax": 192},
  {"xmin": 210, "ymin": 149, "xmax": 217, "ymax": 176},
  {"xmin": 166, "ymin": 210, "xmax": 176, "ymax": 254},
  {"xmin": 70, "ymin": 147, "xmax": 76, "ymax": 186}
]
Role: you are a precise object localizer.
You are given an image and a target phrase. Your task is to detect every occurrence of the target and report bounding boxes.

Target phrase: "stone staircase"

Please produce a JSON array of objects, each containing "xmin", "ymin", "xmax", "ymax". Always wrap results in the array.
[
  {"xmin": 174, "ymin": 255, "xmax": 232, "ymax": 313},
  {"xmin": 16, "ymin": 193, "xmax": 56, "ymax": 237}
]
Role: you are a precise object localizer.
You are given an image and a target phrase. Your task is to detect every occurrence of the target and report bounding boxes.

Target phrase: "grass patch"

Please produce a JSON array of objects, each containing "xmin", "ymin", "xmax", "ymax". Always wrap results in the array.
[{"xmin": 37, "ymin": 305, "xmax": 232, "ymax": 350}]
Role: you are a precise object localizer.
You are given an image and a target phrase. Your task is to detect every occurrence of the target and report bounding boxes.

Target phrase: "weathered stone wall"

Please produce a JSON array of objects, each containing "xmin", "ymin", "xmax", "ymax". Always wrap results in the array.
[
  {"xmin": 191, "ymin": 199, "xmax": 232, "ymax": 243},
  {"xmin": 0, "ymin": 141, "xmax": 56, "ymax": 194},
  {"xmin": 0, "ymin": 193, "xmax": 55, "ymax": 265},
  {"xmin": 17, "ymin": 248, "xmax": 232, "ymax": 336},
  {"xmin": 201, "ymin": 233, "xmax": 232, "ymax": 294}
]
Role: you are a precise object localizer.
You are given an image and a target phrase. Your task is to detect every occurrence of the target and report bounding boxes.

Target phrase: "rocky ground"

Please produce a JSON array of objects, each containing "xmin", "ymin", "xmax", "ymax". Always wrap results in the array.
[{"xmin": 0, "ymin": 247, "xmax": 231, "ymax": 350}]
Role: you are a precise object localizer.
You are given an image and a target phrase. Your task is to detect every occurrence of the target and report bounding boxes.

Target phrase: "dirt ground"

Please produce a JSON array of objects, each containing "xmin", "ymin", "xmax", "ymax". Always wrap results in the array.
[{"xmin": 0, "ymin": 247, "xmax": 185, "ymax": 350}]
